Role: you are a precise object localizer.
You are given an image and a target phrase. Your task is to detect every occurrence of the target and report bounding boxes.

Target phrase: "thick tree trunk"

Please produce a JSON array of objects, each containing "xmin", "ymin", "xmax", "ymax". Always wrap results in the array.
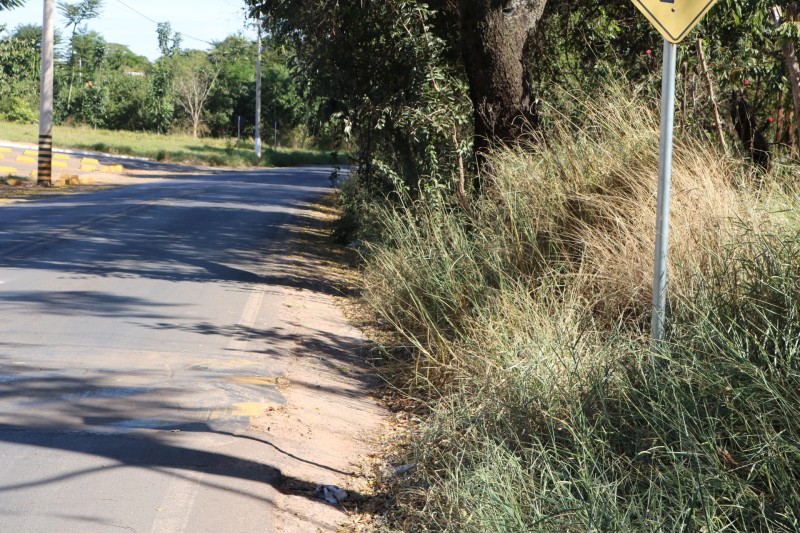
[{"xmin": 457, "ymin": 0, "xmax": 547, "ymax": 182}]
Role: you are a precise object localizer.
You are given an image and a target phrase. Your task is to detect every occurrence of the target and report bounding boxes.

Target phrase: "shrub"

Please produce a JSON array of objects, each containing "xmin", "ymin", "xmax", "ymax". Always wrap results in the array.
[{"xmin": 0, "ymin": 95, "xmax": 37, "ymax": 123}]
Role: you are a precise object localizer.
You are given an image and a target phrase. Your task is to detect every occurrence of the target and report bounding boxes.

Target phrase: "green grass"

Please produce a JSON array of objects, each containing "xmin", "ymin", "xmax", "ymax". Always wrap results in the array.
[
  {"xmin": 354, "ymin": 85, "xmax": 800, "ymax": 531},
  {"xmin": 0, "ymin": 120, "xmax": 344, "ymax": 168}
]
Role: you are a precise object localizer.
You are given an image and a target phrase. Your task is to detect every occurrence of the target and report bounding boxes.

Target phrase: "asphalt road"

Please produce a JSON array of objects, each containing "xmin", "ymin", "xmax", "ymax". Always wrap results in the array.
[{"xmin": 0, "ymin": 167, "xmax": 336, "ymax": 531}]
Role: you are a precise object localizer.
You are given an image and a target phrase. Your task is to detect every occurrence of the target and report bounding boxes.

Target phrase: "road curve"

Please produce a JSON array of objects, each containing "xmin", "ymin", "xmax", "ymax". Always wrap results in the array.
[{"xmin": 0, "ymin": 167, "xmax": 336, "ymax": 531}]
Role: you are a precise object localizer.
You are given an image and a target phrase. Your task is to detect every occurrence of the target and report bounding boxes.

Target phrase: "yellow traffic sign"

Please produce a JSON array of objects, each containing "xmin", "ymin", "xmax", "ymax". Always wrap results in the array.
[{"xmin": 632, "ymin": 0, "xmax": 718, "ymax": 43}]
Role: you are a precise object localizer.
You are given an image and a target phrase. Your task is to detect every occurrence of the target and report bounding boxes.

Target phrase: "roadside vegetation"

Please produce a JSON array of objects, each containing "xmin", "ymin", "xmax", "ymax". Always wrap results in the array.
[
  {"xmin": 0, "ymin": 119, "xmax": 340, "ymax": 167},
  {"xmin": 357, "ymin": 86, "xmax": 800, "ymax": 530},
  {"xmin": 241, "ymin": 1, "xmax": 800, "ymax": 531}
]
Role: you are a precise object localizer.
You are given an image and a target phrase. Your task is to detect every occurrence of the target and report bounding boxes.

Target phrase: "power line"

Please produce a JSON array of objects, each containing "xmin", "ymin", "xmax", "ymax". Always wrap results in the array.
[
  {"xmin": 111, "ymin": 0, "xmax": 158, "ymax": 24},
  {"xmin": 110, "ymin": 0, "xmax": 215, "ymax": 46}
]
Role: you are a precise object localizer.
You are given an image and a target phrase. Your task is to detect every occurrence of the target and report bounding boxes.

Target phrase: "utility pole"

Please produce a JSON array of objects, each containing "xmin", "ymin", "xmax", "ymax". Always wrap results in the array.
[
  {"xmin": 37, "ymin": 0, "xmax": 55, "ymax": 187},
  {"xmin": 254, "ymin": 27, "xmax": 262, "ymax": 159}
]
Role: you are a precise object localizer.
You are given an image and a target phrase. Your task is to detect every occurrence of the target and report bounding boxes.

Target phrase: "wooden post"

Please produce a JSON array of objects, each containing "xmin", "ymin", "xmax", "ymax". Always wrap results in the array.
[{"xmin": 696, "ymin": 39, "xmax": 727, "ymax": 151}]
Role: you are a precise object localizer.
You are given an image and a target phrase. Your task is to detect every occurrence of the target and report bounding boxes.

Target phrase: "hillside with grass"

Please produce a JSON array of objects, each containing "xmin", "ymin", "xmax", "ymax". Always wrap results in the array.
[{"xmin": 353, "ymin": 86, "xmax": 800, "ymax": 531}]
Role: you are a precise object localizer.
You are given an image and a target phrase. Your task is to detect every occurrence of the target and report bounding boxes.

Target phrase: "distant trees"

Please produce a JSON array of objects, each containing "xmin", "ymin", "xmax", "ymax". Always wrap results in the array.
[
  {"xmin": 0, "ymin": 23, "xmax": 42, "ymax": 122},
  {"xmin": 58, "ymin": 0, "xmax": 104, "ymax": 112},
  {"xmin": 244, "ymin": 0, "xmax": 800, "ymax": 194},
  {"xmin": 0, "ymin": 20, "xmax": 309, "ymax": 144},
  {"xmin": 171, "ymin": 50, "xmax": 220, "ymax": 137}
]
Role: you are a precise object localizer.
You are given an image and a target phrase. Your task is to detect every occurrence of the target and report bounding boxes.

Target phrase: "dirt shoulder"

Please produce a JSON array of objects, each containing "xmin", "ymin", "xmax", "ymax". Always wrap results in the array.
[{"xmin": 247, "ymin": 192, "xmax": 388, "ymax": 532}]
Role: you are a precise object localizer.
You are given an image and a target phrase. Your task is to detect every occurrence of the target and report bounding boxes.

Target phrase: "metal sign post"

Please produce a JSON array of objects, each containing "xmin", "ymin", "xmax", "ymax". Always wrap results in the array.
[
  {"xmin": 630, "ymin": 0, "xmax": 720, "ymax": 346},
  {"xmin": 651, "ymin": 38, "xmax": 677, "ymax": 345}
]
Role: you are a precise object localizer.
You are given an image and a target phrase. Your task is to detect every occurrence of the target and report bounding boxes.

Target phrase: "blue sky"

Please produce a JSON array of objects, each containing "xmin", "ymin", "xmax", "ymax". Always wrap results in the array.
[{"xmin": 1, "ymin": 0, "xmax": 253, "ymax": 59}]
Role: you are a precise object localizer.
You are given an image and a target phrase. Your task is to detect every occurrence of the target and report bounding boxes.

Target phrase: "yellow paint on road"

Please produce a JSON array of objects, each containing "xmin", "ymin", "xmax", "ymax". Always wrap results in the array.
[
  {"xmin": 23, "ymin": 149, "xmax": 38, "ymax": 156},
  {"xmin": 102, "ymin": 164, "xmax": 124, "ymax": 172},
  {"xmin": 228, "ymin": 376, "xmax": 280, "ymax": 386},
  {"xmin": 232, "ymin": 402, "xmax": 277, "ymax": 417},
  {"xmin": 54, "ymin": 153, "xmax": 70, "ymax": 160},
  {"xmin": 0, "ymin": 166, "xmax": 18, "ymax": 175},
  {"xmin": 0, "ymin": 147, "xmax": 11, "ymax": 153},
  {"xmin": 16, "ymin": 156, "xmax": 35, "ymax": 164},
  {"xmin": 52, "ymin": 161, "xmax": 67, "ymax": 168},
  {"xmin": 80, "ymin": 164, "xmax": 97, "ymax": 172},
  {"xmin": 82, "ymin": 157, "xmax": 100, "ymax": 166}
]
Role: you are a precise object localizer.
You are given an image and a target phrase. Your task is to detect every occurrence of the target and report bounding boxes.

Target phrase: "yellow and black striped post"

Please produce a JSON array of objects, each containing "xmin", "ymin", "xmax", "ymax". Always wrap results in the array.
[
  {"xmin": 37, "ymin": 0, "xmax": 55, "ymax": 187},
  {"xmin": 37, "ymin": 134, "xmax": 53, "ymax": 187}
]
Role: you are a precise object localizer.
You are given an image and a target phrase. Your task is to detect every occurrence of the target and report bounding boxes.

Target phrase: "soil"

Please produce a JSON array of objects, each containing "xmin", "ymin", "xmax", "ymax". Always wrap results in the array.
[{"xmin": 247, "ymin": 194, "xmax": 387, "ymax": 531}]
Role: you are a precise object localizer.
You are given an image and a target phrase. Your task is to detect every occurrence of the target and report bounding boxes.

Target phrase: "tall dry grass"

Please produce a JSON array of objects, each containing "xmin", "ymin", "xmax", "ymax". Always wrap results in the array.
[{"xmin": 357, "ymin": 84, "xmax": 800, "ymax": 531}]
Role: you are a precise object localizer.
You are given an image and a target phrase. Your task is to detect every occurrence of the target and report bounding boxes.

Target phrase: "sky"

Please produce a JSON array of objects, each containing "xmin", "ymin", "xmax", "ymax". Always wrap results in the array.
[{"xmin": 0, "ymin": 0, "xmax": 253, "ymax": 60}]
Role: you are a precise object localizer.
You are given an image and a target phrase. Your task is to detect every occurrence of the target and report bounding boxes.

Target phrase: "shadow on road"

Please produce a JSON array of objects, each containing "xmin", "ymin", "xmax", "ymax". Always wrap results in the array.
[{"xmin": 0, "ymin": 167, "xmax": 373, "ymax": 510}]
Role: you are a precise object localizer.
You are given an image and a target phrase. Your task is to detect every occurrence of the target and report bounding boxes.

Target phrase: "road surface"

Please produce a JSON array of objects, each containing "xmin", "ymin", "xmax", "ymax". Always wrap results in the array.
[{"xmin": 0, "ymin": 166, "xmax": 342, "ymax": 531}]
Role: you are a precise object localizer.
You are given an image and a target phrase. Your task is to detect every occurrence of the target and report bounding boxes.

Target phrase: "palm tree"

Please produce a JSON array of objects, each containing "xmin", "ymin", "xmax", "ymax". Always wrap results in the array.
[{"xmin": 0, "ymin": 0, "xmax": 26, "ymax": 10}]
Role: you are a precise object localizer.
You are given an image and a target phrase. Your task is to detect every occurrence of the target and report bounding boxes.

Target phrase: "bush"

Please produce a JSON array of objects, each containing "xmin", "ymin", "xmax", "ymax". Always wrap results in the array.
[{"xmin": 0, "ymin": 95, "xmax": 37, "ymax": 123}]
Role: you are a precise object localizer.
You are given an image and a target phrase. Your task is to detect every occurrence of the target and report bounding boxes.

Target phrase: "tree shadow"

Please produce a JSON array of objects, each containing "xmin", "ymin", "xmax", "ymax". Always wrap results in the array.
[{"xmin": 0, "ymin": 166, "xmax": 375, "ymax": 516}]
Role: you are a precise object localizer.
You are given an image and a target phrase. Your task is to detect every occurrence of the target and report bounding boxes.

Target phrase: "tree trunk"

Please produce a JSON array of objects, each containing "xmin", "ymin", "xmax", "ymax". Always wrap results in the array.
[
  {"xmin": 771, "ymin": 5, "xmax": 800, "ymax": 149},
  {"xmin": 730, "ymin": 89, "xmax": 770, "ymax": 168},
  {"xmin": 696, "ymin": 39, "xmax": 727, "ymax": 151},
  {"xmin": 457, "ymin": 0, "xmax": 547, "ymax": 186}
]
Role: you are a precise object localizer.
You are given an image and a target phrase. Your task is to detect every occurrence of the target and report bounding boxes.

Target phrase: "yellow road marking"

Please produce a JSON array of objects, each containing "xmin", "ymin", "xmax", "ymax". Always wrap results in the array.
[
  {"xmin": 80, "ymin": 164, "xmax": 97, "ymax": 171},
  {"xmin": 0, "ymin": 166, "xmax": 18, "ymax": 174},
  {"xmin": 0, "ymin": 147, "xmax": 11, "ymax": 153},
  {"xmin": 228, "ymin": 376, "xmax": 280, "ymax": 386},
  {"xmin": 23, "ymin": 149, "xmax": 38, "ymax": 156},
  {"xmin": 232, "ymin": 402, "xmax": 277, "ymax": 417},
  {"xmin": 16, "ymin": 156, "xmax": 35, "ymax": 164},
  {"xmin": 52, "ymin": 161, "xmax": 67, "ymax": 168},
  {"xmin": 82, "ymin": 157, "xmax": 100, "ymax": 165},
  {"xmin": 54, "ymin": 153, "xmax": 70, "ymax": 160}
]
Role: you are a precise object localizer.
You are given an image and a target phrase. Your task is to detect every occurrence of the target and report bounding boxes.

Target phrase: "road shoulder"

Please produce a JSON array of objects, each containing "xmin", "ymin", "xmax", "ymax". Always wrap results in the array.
[{"xmin": 249, "ymin": 192, "xmax": 386, "ymax": 532}]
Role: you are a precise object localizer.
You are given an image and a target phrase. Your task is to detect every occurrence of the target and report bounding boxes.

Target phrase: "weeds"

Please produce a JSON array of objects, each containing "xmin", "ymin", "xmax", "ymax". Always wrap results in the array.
[{"xmin": 356, "ymin": 85, "xmax": 800, "ymax": 531}]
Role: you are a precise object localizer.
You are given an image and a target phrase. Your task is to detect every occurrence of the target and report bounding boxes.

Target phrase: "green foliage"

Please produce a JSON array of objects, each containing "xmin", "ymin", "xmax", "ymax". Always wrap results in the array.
[
  {"xmin": 105, "ymin": 43, "xmax": 150, "ymax": 74},
  {"xmin": 205, "ymin": 35, "xmax": 257, "ymax": 137},
  {"xmin": 249, "ymin": 0, "xmax": 472, "ymax": 197},
  {"xmin": 156, "ymin": 22, "xmax": 181, "ymax": 58},
  {"xmin": 0, "ymin": 95, "xmax": 36, "ymax": 123},
  {"xmin": 0, "ymin": 0, "xmax": 25, "ymax": 10},
  {"xmin": 72, "ymin": 81, "xmax": 109, "ymax": 128},
  {"xmin": 531, "ymin": 0, "xmax": 798, "ymax": 160},
  {"xmin": 68, "ymin": 31, "xmax": 107, "ymax": 81},
  {"xmin": 146, "ymin": 63, "xmax": 174, "ymax": 133},
  {"xmin": 103, "ymin": 71, "xmax": 149, "ymax": 130},
  {"xmin": 0, "ymin": 31, "xmax": 40, "ymax": 118},
  {"xmin": 170, "ymin": 49, "xmax": 221, "ymax": 136}
]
